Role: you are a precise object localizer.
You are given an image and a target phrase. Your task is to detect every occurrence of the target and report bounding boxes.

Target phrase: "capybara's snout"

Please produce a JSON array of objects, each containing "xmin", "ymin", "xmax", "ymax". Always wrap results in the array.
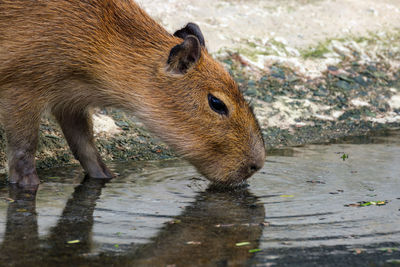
[{"xmin": 226, "ymin": 133, "xmax": 266, "ymax": 184}]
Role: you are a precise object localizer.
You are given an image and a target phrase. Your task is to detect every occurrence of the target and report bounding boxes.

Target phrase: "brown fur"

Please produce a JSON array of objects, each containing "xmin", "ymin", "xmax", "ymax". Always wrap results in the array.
[{"xmin": 0, "ymin": 0, "xmax": 265, "ymax": 187}]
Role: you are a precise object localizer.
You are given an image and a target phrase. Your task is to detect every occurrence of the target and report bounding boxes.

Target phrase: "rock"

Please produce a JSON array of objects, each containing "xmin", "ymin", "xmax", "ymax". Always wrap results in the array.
[
  {"xmin": 335, "ymin": 80, "xmax": 352, "ymax": 91},
  {"xmin": 270, "ymin": 66, "xmax": 286, "ymax": 79},
  {"xmin": 93, "ymin": 113, "xmax": 122, "ymax": 135},
  {"xmin": 246, "ymin": 88, "xmax": 259, "ymax": 97},
  {"xmin": 338, "ymin": 109, "xmax": 361, "ymax": 120},
  {"xmin": 367, "ymin": 65, "xmax": 377, "ymax": 72},
  {"xmin": 354, "ymin": 75, "xmax": 368, "ymax": 87},
  {"xmin": 328, "ymin": 65, "xmax": 338, "ymax": 71},
  {"xmin": 262, "ymin": 95, "xmax": 274, "ymax": 103},
  {"xmin": 314, "ymin": 86, "xmax": 329, "ymax": 97},
  {"xmin": 388, "ymin": 94, "xmax": 400, "ymax": 110}
]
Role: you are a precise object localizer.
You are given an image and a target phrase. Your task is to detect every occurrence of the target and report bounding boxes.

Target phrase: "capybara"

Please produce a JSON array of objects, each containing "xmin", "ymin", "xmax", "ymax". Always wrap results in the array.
[{"xmin": 0, "ymin": 0, "xmax": 265, "ymax": 187}]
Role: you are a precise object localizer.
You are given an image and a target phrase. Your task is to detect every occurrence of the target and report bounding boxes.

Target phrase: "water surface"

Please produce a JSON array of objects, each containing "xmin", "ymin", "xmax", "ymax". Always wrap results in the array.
[{"xmin": 0, "ymin": 131, "xmax": 399, "ymax": 266}]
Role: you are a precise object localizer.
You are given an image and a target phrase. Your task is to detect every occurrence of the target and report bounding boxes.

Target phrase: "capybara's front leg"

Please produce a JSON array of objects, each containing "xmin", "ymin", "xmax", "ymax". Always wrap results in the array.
[
  {"xmin": 4, "ymin": 107, "xmax": 41, "ymax": 188},
  {"xmin": 53, "ymin": 109, "xmax": 113, "ymax": 179}
]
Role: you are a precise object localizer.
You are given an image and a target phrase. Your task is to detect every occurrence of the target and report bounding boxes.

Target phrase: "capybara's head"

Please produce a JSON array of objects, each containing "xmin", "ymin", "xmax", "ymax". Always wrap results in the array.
[{"xmin": 143, "ymin": 23, "xmax": 265, "ymax": 186}]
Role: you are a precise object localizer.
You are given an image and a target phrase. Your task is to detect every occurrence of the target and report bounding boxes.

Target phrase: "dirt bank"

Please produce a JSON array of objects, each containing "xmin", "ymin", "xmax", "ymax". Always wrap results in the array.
[{"xmin": 137, "ymin": 0, "xmax": 400, "ymax": 52}]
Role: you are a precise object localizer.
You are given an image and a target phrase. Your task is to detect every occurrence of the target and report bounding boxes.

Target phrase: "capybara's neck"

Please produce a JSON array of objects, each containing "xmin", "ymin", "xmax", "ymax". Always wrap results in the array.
[{"xmin": 75, "ymin": 0, "xmax": 180, "ymax": 110}]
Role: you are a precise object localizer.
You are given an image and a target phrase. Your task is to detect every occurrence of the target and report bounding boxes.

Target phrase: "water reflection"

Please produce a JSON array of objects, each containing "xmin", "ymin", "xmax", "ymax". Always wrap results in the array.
[
  {"xmin": 126, "ymin": 188, "xmax": 265, "ymax": 266},
  {"xmin": 1, "ymin": 186, "xmax": 39, "ymax": 265},
  {"xmin": 1, "ymin": 130, "xmax": 400, "ymax": 266},
  {"xmin": 46, "ymin": 177, "xmax": 107, "ymax": 256},
  {"xmin": 0, "ymin": 176, "xmax": 265, "ymax": 266}
]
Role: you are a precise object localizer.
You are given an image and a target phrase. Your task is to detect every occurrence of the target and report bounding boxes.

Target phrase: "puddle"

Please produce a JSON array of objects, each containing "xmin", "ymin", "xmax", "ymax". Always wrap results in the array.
[{"xmin": 0, "ymin": 131, "xmax": 400, "ymax": 266}]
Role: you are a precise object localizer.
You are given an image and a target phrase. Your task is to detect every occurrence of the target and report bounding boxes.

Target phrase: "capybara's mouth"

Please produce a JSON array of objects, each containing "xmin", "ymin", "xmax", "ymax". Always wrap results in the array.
[{"xmin": 207, "ymin": 180, "xmax": 250, "ymax": 191}]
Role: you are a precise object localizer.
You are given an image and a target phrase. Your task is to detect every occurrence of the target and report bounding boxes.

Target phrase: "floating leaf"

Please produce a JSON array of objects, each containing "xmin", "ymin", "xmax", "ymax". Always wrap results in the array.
[
  {"xmin": 249, "ymin": 249, "xmax": 262, "ymax": 253},
  {"xmin": 260, "ymin": 222, "xmax": 270, "ymax": 227},
  {"xmin": 386, "ymin": 259, "xmax": 400, "ymax": 264},
  {"xmin": 16, "ymin": 209, "xmax": 28, "ymax": 212},
  {"xmin": 379, "ymin": 247, "xmax": 398, "ymax": 252},
  {"xmin": 215, "ymin": 223, "xmax": 235, "ymax": 228},
  {"xmin": 330, "ymin": 190, "xmax": 344, "ymax": 195},
  {"xmin": 280, "ymin": 195, "xmax": 294, "ymax": 198},
  {"xmin": 236, "ymin": 242, "xmax": 251, "ymax": 247},
  {"xmin": 0, "ymin": 197, "xmax": 14, "ymax": 203},
  {"xmin": 345, "ymin": 200, "xmax": 388, "ymax": 207},
  {"xmin": 360, "ymin": 201, "xmax": 387, "ymax": 206},
  {"xmin": 346, "ymin": 203, "xmax": 360, "ymax": 207},
  {"xmin": 67, "ymin": 240, "xmax": 80, "ymax": 244},
  {"xmin": 167, "ymin": 219, "xmax": 181, "ymax": 225},
  {"xmin": 114, "ymin": 244, "xmax": 119, "ymax": 248},
  {"xmin": 186, "ymin": 241, "xmax": 201, "ymax": 245},
  {"xmin": 306, "ymin": 180, "xmax": 326, "ymax": 184}
]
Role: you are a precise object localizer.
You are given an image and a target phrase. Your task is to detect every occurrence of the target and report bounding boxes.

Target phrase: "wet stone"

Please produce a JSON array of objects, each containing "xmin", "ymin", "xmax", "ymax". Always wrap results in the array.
[
  {"xmin": 246, "ymin": 87, "xmax": 259, "ymax": 97},
  {"xmin": 328, "ymin": 65, "xmax": 339, "ymax": 71},
  {"xmin": 336, "ymin": 95, "xmax": 347, "ymax": 105},
  {"xmin": 339, "ymin": 110, "xmax": 361, "ymax": 121},
  {"xmin": 364, "ymin": 109, "xmax": 376, "ymax": 117},
  {"xmin": 270, "ymin": 66, "xmax": 286, "ymax": 79},
  {"xmin": 373, "ymin": 71, "xmax": 387, "ymax": 79},
  {"xmin": 247, "ymin": 80, "xmax": 257, "ymax": 88},
  {"xmin": 351, "ymin": 83, "xmax": 361, "ymax": 90},
  {"xmin": 314, "ymin": 86, "xmax": 329, "ymax": 97},
  {"xmin": 287, "ymin": 75, "xmax": 300, "ymax": 83},
  {"xmin": 262, "ymin": 95, "xmax": 274, "ymax": 103},
  {"xmin": 223, "ymin": 58, "xmax": 233, "ymax": 66},
  {"xmin": 235, "ymin": 77, "xmax": 246, "ymax": 85},
  {"xmin": 259, "ymin": 75, "xmax": 269, "ymax": 83},
  {"xmin": 367, "ymin": 65, "xmax": 378, "ymax": 72},
  {"xmin": 337, "ymin": 75, "xmax": 354, "ymax": 83},
  {"xmin": 335, "ymin": 80, "xmax": 352, "ymax": 91},
  {"xmin": 115, "ymin": 121, "xmax": 129, "ymax": 128}
]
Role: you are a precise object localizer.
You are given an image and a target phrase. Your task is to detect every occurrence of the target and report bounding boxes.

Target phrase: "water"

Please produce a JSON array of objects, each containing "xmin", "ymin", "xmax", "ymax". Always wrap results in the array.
[{"xmin": 0, "ymin": 131, "xmax": 399, "ymax": 266}]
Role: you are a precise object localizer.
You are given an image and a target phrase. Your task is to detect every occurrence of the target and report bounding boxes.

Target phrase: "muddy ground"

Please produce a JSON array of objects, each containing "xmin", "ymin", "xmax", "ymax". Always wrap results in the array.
[{"xmin": 1, "ymin": 0, "xmax": 400, "ymax": 172}]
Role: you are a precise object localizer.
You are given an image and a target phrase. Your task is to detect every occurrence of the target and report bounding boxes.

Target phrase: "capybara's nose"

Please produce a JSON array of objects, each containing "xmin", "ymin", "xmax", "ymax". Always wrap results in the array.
[
  {"xmin": 250, "ymin": 163, "xmax": 262, "ymax": 173},
  {"xmin": 246, "ymin": 149, "xmax": 265, "ymax": 178},
  {"xmin": 248, "ymin": 158, "xmax": 264, "ymax": 175}
]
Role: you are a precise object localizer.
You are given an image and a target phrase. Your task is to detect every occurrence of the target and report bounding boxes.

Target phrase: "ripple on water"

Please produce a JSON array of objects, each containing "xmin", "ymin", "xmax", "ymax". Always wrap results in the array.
[{"xmin": 0, "ymin": 133, "xmax": 399, "ymax": 265}]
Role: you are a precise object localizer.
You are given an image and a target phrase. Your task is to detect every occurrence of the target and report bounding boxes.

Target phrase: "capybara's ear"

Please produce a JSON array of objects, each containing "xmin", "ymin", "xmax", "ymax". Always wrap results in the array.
[
  {"xmin": 166, "ymin": 35, "xmax": 201, "ymax": 75},
  {"xmin": 173, "ymin": 23, "xmax": 205, "ymax": 47}
]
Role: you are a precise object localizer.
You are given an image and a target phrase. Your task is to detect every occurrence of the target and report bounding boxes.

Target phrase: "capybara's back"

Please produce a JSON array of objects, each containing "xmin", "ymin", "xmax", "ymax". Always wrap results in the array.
[{"xmin": 0, "ymin": 0, "xmax": 265, "ymax": 188}]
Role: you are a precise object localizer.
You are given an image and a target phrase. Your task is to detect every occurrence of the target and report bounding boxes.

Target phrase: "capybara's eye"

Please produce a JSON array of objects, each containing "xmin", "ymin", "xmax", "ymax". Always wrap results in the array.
[{"xmin": 208, "ymin": 94, "xmax": 228, "ymax": 116}]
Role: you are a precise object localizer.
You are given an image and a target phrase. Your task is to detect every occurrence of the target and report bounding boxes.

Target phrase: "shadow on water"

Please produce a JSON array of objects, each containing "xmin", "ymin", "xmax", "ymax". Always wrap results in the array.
[
  {"xmin": 325, "ymin": 128, "xmax": 400, "ymax": 145},
  {"xmin": 0, "ymin": 176, "xmax": 265, "ymax": 266}
]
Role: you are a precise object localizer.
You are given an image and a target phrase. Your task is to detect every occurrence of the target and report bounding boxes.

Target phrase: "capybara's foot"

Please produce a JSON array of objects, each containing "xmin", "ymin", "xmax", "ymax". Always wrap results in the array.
[
  {"xmin": 86, "ymin": 163, "xmax": 114, "ymax": 179},
  {"xmin": 9, "ymin": 172, "xmax": 40, "ymax": 189}
]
